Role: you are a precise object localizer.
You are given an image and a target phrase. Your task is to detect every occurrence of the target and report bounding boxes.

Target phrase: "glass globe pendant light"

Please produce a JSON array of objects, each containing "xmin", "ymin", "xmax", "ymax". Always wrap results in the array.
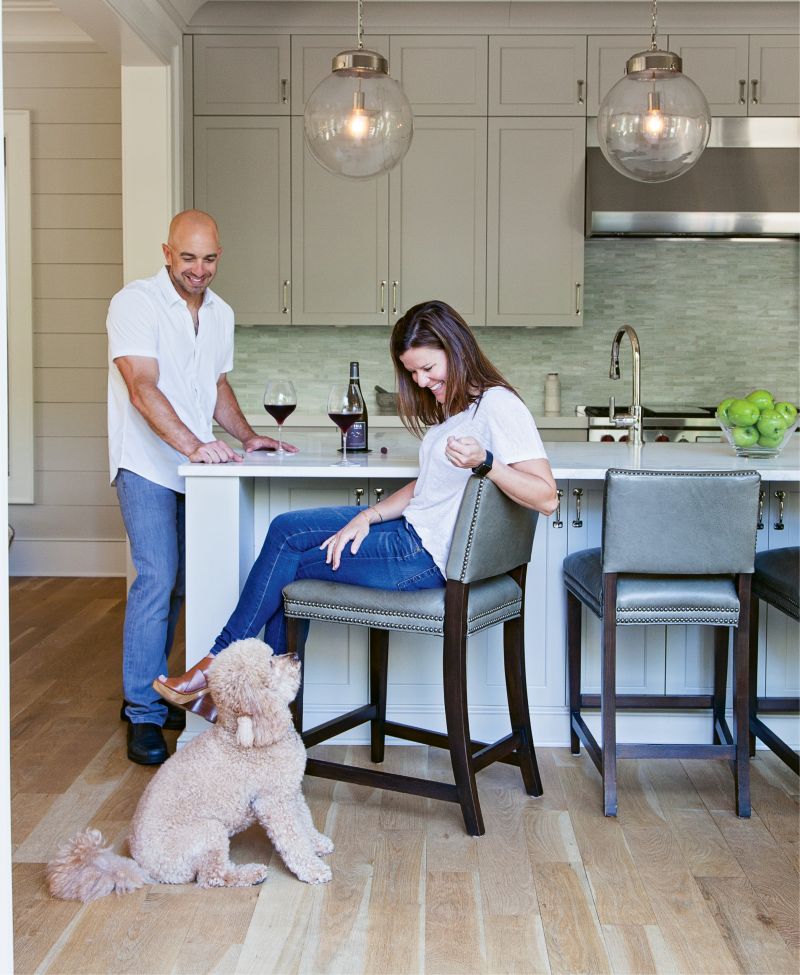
[
  {"xmin": 597, "ymin": 0, "xmax": 711, "ymax": 182},
  {"xmin": 303, "ymin": 0, "xmax": 413, "ymax": 179}
]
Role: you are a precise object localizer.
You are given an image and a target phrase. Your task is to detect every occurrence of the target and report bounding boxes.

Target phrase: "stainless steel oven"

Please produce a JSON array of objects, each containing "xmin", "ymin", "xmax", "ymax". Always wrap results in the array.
[{"xmin": 576, "ymin": 405, "xmax": 724, "ymax": 443}]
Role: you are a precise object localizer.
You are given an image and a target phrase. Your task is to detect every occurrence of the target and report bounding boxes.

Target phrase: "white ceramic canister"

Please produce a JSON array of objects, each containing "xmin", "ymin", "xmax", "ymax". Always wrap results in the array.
[{"xmin": 544, "ymin": 372, "xmax": 561, "ymax": 416}]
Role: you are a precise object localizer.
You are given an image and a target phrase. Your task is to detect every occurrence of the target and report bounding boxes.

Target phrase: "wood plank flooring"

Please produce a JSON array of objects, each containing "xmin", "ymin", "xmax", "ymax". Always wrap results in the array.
[{"xmin": 10, "ymin": 577, "xmax": 800, "ymax": 975}]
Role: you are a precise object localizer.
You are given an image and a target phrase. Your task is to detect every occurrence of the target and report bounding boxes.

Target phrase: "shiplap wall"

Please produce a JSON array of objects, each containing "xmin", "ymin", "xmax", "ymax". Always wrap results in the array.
[{"xmin": 5, "ymin": 41, "xmax": 126, "ymax": 575}]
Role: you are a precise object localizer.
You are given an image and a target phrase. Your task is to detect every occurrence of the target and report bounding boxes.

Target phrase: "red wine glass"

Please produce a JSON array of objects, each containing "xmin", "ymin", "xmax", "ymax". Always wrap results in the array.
[
  {"xmin": 327, "ymin": 383, "xmax": 364, "ymax": 467},
  {"xmin": 263, "ymin": 379, "xmax": 296, "ymax": 455}
]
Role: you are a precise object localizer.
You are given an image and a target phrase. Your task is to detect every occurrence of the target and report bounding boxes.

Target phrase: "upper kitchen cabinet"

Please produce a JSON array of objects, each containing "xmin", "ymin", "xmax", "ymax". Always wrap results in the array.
[
  {"xmin": 748, "ymin": 35, "xmax": 800, "ymax": 116},
  {"xmin": 290, "ymin": 35, "xmax": 390, "ymax": 115},
  {"xmin": 668, "ymin": 36, "xmax": 750, "ymax": 116},
  {"xmin": 388, "ymin": 117, "xmax": 487, "ymax": 325},
  {"xmin": 390, "ymin": 36, "xmax": 488, "ymax": 115},
  {"xmin": 586, "ymin": 35, "xmax": 667, "ymax": 115},
  {"xmin": 487, "ymin": 118, "xmax": 584, "ymax": 327},
  {"xmin": 193, "ymin": 35, "xmax": 290, "ymax": 115},
  {"xmin": 291, "ymin": 119, "xmax": 389, "ymax": 326},
  {"xmin": 194, "ymin": 117, "xmax": 291, "ymax": 325},
  {"xmin": 489, "ymin": 36, "xmax": 587, "ymax": 115}
]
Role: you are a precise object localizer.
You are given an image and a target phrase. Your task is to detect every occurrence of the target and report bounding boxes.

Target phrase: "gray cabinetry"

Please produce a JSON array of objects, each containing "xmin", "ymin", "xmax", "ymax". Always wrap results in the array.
[
  {"xmin": 290, "ymin": 34, "xmax": 390, "ymax": 115},
  {"xmin": 489, "ymin": 35, "xmax": 587, "ymax": 116},
  {"xmin": 748, "ymin": 35, "xmax": 800, "ymax": 116},
  {"xmin": 487, "ymin": 118, "xmax": 584, "ymax": 327},
  {"xmin": 193, "ymin": 35, "xmax": 290, "ymax": 115},
  {"xmin": 586, "ymin": 34, "xmax": 667, "ymax": 115},
  {"xmin": 669, "ymin": 35, "xmax": 751, "ymax": 116},
  {"xmin": 391, "ymin": 35, "xmax": 488, "ymax": 115}
]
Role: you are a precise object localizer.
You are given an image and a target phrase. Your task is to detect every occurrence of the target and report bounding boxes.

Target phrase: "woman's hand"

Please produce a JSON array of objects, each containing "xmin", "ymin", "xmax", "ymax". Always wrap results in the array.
[
  {"xmin": 320, "ymin": 510, "xmax": 372, "ymax": 570},
  {"xmin": 445, "ymin": 435, "xmax": 486, "ymax": 470}
]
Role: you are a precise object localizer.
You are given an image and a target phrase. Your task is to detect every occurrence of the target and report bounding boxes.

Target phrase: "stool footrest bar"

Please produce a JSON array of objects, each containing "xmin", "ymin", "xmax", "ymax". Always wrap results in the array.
[{"xmin": 305, "ymin": 758, "xmax": 460, "ymax": 803}]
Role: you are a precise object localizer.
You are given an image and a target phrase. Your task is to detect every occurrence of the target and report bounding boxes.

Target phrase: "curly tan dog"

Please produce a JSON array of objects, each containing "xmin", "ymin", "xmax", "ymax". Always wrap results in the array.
[{"xmin": 47, "ymin": 639, "xmax": 333, "ymax": 901}]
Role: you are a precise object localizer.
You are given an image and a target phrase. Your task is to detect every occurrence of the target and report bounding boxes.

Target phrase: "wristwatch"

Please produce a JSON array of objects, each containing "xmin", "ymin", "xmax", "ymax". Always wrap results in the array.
[{"xmin": 472, "ymin": 449, "xmax": 494, "ymax": 478}]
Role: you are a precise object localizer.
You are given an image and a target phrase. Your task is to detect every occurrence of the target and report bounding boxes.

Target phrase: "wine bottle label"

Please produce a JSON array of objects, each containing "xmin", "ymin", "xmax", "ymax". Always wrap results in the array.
[{"xmin": 346, "ymin": 421, "xmax": 368, "ymax": 450}]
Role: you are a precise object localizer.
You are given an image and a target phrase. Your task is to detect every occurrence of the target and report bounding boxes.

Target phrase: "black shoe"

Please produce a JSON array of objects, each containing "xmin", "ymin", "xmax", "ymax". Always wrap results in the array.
[
  {"xmin": 120, "ymin": 700, "xmax": 186, "ymax": 732},
  {"xmin": 127, "ymin": 722, "xmax": 169, "ymax": 765}
]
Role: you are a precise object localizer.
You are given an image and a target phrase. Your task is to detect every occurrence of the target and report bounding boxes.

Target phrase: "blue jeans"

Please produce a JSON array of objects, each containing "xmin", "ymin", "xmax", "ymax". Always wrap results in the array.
[
  {"xmin": 115, "ymin": 469, "xmax": 185, "ymax": 725},
  {"xmin": 211, "ymin": 506, "xmax": 444, "ymax": 656}
]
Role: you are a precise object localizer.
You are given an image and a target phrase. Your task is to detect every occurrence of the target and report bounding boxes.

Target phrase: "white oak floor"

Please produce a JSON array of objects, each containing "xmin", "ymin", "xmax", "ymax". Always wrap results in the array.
[{"xmin": 10, "ymin": 577, "xmax": 800, "ymax": 975}]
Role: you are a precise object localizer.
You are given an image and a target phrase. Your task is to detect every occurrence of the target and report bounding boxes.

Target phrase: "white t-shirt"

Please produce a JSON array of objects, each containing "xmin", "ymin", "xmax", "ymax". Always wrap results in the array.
[
  {"xmin": 403, "ymin": 386, "xmax": 548, "ymax": 575},
  {"xmin": 107, "ymin": 266, "xmax": 234, "ymax": 493}
]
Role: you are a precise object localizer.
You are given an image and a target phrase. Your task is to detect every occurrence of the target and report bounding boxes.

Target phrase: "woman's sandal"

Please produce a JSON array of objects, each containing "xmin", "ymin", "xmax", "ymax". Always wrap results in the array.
[{"xmin": 152, "ymin": 655, "xmax": 216, "ymax": 720}]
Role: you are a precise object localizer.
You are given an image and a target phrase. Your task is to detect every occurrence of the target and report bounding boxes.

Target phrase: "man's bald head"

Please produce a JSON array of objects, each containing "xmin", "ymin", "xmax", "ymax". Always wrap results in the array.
[{"xmin": 162, "ymin": 210, "xmax": 223, "ymax": 307}]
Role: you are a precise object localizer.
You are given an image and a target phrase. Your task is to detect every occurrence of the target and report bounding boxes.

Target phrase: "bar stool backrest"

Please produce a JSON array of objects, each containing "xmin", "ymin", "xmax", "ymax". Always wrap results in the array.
[
  {"xmin": 601, "ymin": 469, "xmax": 761, "ymax": 575},
  {"xmin": 445, "ymin": 476, "xmax": 538, "ymax": 584}
]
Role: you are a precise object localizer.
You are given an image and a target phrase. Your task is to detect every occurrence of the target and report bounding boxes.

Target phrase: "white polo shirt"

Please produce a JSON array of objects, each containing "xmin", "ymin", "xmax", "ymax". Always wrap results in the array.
[{"xmin": 107, "ymin": 266, "xmax": 234, "ymax": 493}]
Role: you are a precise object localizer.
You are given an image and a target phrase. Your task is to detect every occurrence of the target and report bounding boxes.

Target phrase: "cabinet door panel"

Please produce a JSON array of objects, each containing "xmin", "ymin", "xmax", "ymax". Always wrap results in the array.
[
  {"xmin": 391, "ymin": 36, "xmax": 488, "ymax": 115},
  {"xmin": 668, "ymin": 35, "xmax": 749, "ymax": 116},
  {"xmin": 490, "ymin": 35, "xmax": 587, "ymax": 116},
  {"xmin": 586, "ymin": 35, "xmax": 668, "ymax": 115},
  {"xmin": 389, "ymin": 118, "xmax": 486, "ymax": 326},
  {"xmin": 194, "ymin": 35, "xmax": 289, "ymax": 115},
  {"xmin": 764, "ymin": 484, "xmax": 799, "ymax": 698},
  {"xmin": 194, "ymin": 117, "xmax": 290, "ymax": 325},
  {"xmin": 291, "ymin": 35, "xmax": 390, "ymax": 115},
  {"xmin": 291, "ymin": 119, "xmax": 389, "ymax": 325},
  {"xmin": 748, "ymin": 35, "xmax": 800, "ymax": 116},
  {"xmin": 487, "ymin": 118, "xmax": 584, "ymax": 327}
]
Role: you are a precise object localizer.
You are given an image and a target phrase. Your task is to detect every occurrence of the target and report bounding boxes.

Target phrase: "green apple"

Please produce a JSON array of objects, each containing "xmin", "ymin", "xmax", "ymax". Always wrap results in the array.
[
  {"xmin": 757, "ymin": 431, "xmax": 784, "ymax": 449},
  {"xmin": 774, "ymin": 401, "xmax": 798, "ymax": 426},
  {"xmin": 727, "ymin": 399, "xmax": 760, "ymax": 427},
  {"xmin": 756, "ymin": 408, "xmax": 788, "ymax": 438},
  {"xmin": 746, "ymin": 389, "xmax": 775, "ymax": 411},
  {"xmin": 731, "ymin": 425, "xmax": 759, "ymax": 447},
  {"xmin": 716, "ymin": 398, "xmax": 735, "ymax": 424}
]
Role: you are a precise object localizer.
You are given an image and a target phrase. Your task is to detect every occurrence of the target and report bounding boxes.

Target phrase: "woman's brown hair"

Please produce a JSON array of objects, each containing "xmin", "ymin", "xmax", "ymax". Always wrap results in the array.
[{"xmin": 390, "ymin": 300, "xmax": 517, "ymax": 437}]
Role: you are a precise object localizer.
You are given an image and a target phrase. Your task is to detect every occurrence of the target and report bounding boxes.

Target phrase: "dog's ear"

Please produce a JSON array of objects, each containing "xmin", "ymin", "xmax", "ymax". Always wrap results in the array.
[{"xmin": 236, "ymin": 715, "xmax": 254, "ymax": 748}]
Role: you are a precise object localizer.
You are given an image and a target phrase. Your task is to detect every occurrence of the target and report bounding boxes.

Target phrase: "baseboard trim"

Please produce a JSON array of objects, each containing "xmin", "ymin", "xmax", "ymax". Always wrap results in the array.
[{"xmin": 9, "ymin": 539, "xmax": 126, "ymax": 577}]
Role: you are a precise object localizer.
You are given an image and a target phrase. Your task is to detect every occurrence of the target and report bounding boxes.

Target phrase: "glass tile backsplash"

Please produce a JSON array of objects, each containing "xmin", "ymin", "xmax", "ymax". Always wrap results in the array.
[{"xmin": 230, "ymin": 239, "xmax": 800, "ymax": 416}]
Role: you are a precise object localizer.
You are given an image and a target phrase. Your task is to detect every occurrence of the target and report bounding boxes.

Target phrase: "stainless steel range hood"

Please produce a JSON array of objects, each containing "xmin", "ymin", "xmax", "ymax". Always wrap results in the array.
[{"xmin": 586, "ymin": 118, "xmax": 800, "ymax": 237}]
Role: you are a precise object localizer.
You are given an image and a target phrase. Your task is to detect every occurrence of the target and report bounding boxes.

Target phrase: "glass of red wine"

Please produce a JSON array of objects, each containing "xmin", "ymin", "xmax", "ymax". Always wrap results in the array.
[
  {"xmin": 263, "ymin": 379, "xmax": 296, "ymax": 456},
  {"xmin": 327, "ymin": 382, "xmax": 364, "ymax": 466}
]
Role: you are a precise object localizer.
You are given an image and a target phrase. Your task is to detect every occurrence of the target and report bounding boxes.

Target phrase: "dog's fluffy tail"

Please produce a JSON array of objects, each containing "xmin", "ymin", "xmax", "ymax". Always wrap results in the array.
[{"xmin": 47, "ymin": 829, "xmax": 149, "ymax": 902}]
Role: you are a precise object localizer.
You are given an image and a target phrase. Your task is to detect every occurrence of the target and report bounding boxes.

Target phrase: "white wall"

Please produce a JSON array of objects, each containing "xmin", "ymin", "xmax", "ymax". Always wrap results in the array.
[{"xmin": 5, "ymin": 34, "xmax": 127, "ymax": 576}]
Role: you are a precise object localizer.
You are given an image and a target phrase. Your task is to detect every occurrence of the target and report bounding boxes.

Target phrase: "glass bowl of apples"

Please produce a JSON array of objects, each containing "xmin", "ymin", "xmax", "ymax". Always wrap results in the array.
[{"xmin": 717, "ymin": 390, "xmax": 799, "ymax": 458}]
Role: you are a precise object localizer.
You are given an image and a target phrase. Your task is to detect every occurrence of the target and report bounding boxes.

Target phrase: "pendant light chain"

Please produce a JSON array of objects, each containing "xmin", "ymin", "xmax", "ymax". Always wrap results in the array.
[
  {"xmin": 357, "ymin": 0, "xmax": 364, "ymax": 50},
  {"xmin": 649, "ymin": 0, "xmax": 658, "ymax": 51}
]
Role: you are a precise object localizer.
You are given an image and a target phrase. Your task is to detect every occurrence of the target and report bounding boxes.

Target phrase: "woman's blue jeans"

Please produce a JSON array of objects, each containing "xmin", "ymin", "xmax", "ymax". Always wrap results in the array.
[
  {"xmin": 211, "ymin": 506, "xmax": 445, "ymax": 656},
  {"xmin": 115, "ymin": 468, "xmax": 185, "ymax": 725}
]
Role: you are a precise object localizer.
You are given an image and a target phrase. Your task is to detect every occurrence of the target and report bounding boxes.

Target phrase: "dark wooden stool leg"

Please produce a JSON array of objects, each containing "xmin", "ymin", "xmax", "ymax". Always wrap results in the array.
[
  {"xmin": 287, "ymin": 616, "xmax": 307, "ymax": 735},
  {"xmin": 748, "ymin": 595, "xmax": 760, "ymax": 758},
  {"xmin": 733, "ymin": 575, "xmax": 752, "ymax": 818},
  {"xmin": 712, "ymin": 627, "xmax": 729, "ymax": 746},
  {"xmin": 601, "ymin": 574, "xmax": 618, "ymax": 817},
  {"xmin": 503, "ymin": 569, "xmax": 543, "ymax": 797},
  {"xmin": 567, "ymin": 589, "xmax": 582, "ymax": 754},
  {"xmin": 370, "ymin": 628, "xmax": 389, "ymax": 764},
  {"xmin": 443, "ymin": 582, "xmax": 484, "ymax": 836}
]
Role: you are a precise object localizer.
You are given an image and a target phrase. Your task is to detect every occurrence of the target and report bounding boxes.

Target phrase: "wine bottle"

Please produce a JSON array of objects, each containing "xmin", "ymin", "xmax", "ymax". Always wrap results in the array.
[{"xmin": 344, "ymin": 361, "xmax": 369, "ymax": 452}]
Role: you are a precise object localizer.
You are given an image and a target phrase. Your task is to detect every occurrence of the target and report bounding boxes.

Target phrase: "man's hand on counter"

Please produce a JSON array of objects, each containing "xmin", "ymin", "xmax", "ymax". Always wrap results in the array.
[
  {"xmin": 188, "ymin": 440, "xmax": 244, "ymax": 464},
  {"xmin": 243, "ymin": 435, "xmax": 299, "ymax": 454}
]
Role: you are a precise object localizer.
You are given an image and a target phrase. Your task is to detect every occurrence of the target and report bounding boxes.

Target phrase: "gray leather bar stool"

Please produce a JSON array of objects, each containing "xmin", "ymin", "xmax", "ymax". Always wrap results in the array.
[
  {"xmin": 749, "ymin": 546, "xmax": 799, "ymax": 774},
  {"xmin": 563, "ymin": 468, "xmax": 761, "ymax": 818},
  {"xmin": 282, "ymin": 476, "xmax": 542, "ymax": 836}
]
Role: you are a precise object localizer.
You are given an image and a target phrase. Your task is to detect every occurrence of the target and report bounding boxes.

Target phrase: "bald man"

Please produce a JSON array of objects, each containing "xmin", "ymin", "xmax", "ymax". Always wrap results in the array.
[{"xmin": 107, "ymin": 210, "xmax": 296, "ymax": 764}]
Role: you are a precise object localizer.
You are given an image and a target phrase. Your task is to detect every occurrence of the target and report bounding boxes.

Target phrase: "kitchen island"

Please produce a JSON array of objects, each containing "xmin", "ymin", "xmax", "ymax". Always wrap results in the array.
[{"xmin": 179, "ymin": 438, "xmax": 799, "ymax": 748}]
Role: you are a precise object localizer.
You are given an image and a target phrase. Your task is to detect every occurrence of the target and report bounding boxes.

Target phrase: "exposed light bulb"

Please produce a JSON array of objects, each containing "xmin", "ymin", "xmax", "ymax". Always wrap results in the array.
[
  {"xmin": 347, "ymin": 90, "xmax": 370, "ymax": 139},
  {"xmin": 643, "ymin": 90, "xmax": 665, "ymax": 138}
]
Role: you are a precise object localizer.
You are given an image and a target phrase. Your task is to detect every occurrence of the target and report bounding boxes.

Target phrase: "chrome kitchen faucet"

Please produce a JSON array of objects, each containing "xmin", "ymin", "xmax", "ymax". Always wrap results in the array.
[{"xmin": 608, "ymin": 324, "xmax": 643, "ymax": 447}]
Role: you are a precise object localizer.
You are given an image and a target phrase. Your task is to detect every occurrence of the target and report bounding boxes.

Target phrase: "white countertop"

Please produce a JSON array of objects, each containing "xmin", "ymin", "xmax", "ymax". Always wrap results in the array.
[
  {"xmin": 182, "ymin": 436, "xmax": 800, "ymax": 482},
  {"xmin": 241, "ymin": 412, "xmax": 588, "ymax": 430}
]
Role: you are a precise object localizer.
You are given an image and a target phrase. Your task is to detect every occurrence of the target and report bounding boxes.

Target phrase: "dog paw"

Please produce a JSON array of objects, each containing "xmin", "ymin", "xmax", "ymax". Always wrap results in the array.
[
  {"xmin": 314, "ymin": 834, "xmax": 334, "ymax": 856},
  {"xmin": 295, "ymin": 859, "xmax": 332, "ymax": 885},
  {"xmin": 237, "ymin": 863, "xmax": 270, "ymax": 887}
]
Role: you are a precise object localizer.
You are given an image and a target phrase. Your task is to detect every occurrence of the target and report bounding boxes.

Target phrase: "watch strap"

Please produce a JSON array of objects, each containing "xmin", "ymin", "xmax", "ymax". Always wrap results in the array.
[{"xmin": 472, "ymin": 449, "xmax": 494, "ymax": 478}]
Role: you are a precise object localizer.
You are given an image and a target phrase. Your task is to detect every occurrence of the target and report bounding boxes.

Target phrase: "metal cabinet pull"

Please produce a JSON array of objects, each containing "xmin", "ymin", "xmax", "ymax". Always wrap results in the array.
[
  {"xmin": 391, "ymin": 281, "xmax": 398, "ymax": 316},
  {"xmin": 577, "ymin": 79, "xmax": 585, "ymax": 104},
  {"xmin": 575, "ymin": 283, "xmax": 581, "ymax": 315},
  {"xmin": 774, "ymin": 490, "xmax": 785, "ymax": 530},
  {"xmin": 738, "ymin": 79, "xmax": 747, "ymax": 104},
  {"xmin": 751, "ymin": 79, "xmax": 759, "ymax": 104},
  {"xmin": 757, "ymin": 489, "xmax": 765, "ymax": 530},
  {"xmin": 282, "ymin": 280, "xmax": 290, "ymax": 314},
  {"xmin": 355, "ymin": 487, "xmax": 364, "ymax": 506},
  {"xmin": 380, "ymin": 280, "xmax": 386, "ymax": 314},
  {"xmin": 374, "ymin": 487, "xmax": 384, "ymax": 502},
  {"xmin": 552, "ymin": 489, "xmax": 564, "ymax": 528},
  {"xmin": 572, "ymin": 488, "xmax": 583, "ymax": 527},
  {"xmin": 281, "ymin": 79, "xmax": 288, "ymax": 104}
]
